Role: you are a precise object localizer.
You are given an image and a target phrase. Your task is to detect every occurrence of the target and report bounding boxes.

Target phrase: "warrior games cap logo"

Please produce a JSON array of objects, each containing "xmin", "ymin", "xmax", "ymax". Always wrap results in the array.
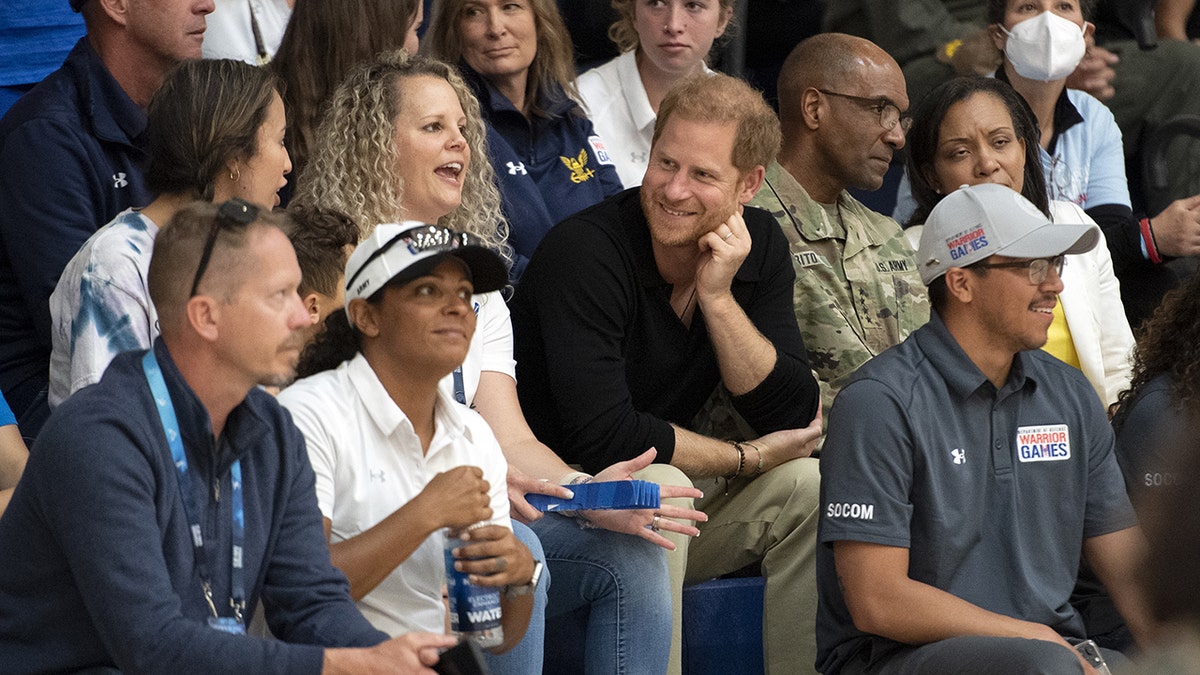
[{"xmin": 944, "ymin": 225, "xmax": 990, "ymax": 261}]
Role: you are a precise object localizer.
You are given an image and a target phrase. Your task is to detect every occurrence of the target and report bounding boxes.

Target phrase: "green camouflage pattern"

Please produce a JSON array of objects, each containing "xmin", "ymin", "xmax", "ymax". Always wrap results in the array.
[{"xmin": 750, "ymin": 161, "xmax": 930, "ymax": 417}]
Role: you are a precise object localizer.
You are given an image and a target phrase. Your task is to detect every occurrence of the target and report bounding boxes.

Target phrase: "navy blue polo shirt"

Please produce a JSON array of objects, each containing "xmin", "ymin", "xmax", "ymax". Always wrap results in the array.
[
  {"xmin": 0, "ymin": 37, "xmax": 151, "ymax": 427},
  {"xmin": 815, "ymin": 312, "xmax": 1137, "ymax": 674},
  {"xmin": 461, "ymin": 65, "xmax": 622, "ymax": 280}
]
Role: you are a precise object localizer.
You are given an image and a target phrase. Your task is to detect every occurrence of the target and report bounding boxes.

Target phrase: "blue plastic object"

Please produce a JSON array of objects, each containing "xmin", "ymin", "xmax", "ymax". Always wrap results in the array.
[{"xmin": 525, "ymin": 480, "xmax": 660, "ymax": 511}]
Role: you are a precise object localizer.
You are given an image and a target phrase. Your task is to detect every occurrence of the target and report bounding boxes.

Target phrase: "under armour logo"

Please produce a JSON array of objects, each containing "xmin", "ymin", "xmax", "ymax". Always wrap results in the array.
[
  {"xmin": 369, "ymin": 469, "xmax": 386, "ymax": 483},
  {"xmin": 507, "ymin": 162, "xmax": 527, "ymax": 175},
  {"xmin": 631, "ymin": 152, "xmax": 647, "ymax": 164},
  {"xmin": 112, "ymin": 172, "xmax": 128, "ymax": 188},
  {"xmin": 951, "ymin": 449, "xmax": 966, "ymax": 465}
]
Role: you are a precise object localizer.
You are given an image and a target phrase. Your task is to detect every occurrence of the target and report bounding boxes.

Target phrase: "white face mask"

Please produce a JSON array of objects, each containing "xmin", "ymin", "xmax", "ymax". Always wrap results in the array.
[{"xmin": 1001, "ymin": 11, "xmax": 1087, "ymax": 82}]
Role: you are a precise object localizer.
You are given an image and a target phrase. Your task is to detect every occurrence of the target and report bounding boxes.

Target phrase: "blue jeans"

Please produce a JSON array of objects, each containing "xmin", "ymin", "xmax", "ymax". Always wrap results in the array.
[
  {"xmin": 533, "ymin": 512, "xmax": 672, "ymax": 674},
  {"xmin": 484, "ymin": 520, "xmax": 547, "ymax": 675}
]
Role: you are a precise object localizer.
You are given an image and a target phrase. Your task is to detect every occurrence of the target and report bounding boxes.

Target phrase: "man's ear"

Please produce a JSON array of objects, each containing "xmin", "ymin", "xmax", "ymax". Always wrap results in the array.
[
  {"xmin": 738, "ymin": 165, "xmax": 766, "ymax": 203},
  {"xmin": 943, "ymin": 267, "xmax": 975, "ymax": 304},
  {"xmin": 801, "ymin": 87, "xmax": 822, "ymax": 130},
  {"xmin": 303, "ymin": 293, "xmax": 322, "ymax": 325},
  {"xmin": 185, "ymin": 295, "xmax": 221, "ymax": 342},
  {"xmin": 346, "ymin": 298, "xmax": 381, "ymax": 338},
  {"xmin": 96, "ymin": 0, "xmax": 130, "ymax": 27}
]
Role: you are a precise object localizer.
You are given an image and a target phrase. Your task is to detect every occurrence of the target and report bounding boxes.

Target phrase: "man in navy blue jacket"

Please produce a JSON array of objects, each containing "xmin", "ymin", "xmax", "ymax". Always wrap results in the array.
[
  {"xmin": 0, "ymin": 201, "xmax": 456, "ymax": 674},
  {"xmin": 0, "ymin": 0, "xmax": 212, "ymax": 436}
]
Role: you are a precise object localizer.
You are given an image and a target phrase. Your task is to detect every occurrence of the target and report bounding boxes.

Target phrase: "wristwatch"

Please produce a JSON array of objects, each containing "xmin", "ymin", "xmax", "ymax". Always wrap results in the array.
[{"xmin": 504, "ymin": 560, "xmax": 544, "ymax": 598}]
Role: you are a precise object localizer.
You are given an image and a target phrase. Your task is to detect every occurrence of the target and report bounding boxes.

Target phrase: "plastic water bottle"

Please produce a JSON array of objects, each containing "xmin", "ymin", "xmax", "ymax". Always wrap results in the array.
[{"xmin": 444, "ymin": 529, "xmax": 503, "ymax": 648}]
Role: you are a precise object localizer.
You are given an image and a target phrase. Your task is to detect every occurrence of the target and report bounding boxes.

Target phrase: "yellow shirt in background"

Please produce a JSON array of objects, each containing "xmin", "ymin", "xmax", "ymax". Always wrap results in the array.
[{"xmin": 1042, "ymin": 298, "xmax": 1081, "ymax": 369}]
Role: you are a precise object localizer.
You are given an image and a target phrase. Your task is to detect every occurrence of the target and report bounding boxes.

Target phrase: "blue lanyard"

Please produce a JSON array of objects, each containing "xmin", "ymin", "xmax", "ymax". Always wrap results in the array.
[
  {"xmin": 450, "ymin": 299, "xmax": 481, "ymax": 407},
  {"xmin": 452, "ymin": 367, "xmax": 466, "ymax": 405},
  {"xmin": 142, "ymin": 350, "xmax": 246, "ymax": 625}
]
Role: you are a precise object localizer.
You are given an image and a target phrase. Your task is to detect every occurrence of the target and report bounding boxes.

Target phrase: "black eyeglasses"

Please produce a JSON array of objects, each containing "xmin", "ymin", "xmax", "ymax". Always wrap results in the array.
[
  {"xmin": 816, "ymin": 89, "xmax": 913, "ymax": 133},
  {"xmin": 190, "ymin": 198, "xmax": 260, "ymax": 297},
  {"xmin": 344, "ymin": 224, "xmax": 478, "ymax": 291},
  {"xmin": 971, "ymin": 255, "xmax": 1066, "ymax": 285}
]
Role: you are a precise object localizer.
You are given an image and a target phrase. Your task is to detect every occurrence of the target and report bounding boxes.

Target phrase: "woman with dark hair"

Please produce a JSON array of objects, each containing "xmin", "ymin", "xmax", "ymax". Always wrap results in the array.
[
  {"xmin": 577, "ymin": 0, "xmax": 734, "ymax": 187},
  {"xmin": 906, "ymin": 75, "xmax": 1133, "ymax": 408},
  {"xmin": 48, "ymin": 59, "xmax": 290, "ymax": 408},
  {"xmin": 279, "ymin": 223, "xmax": 538, "ymax": 654},
  {"xmin": 1112, "ymin": 269, "xmax": 1200, "ymax": 487},
  {"xmin": 898, "ymin": 0, "xmax": 1195, "ymax": 326},
  {"xmin": 271, "ymin": 0, "xmax": 423, "ymax": 203},
  {"xmin": 424, "ymin": 0, "xmax": 623, "ymax": 279},
  {"xmin": 296, "ymin": 49, "xmax": 696, "ymax": 674}
]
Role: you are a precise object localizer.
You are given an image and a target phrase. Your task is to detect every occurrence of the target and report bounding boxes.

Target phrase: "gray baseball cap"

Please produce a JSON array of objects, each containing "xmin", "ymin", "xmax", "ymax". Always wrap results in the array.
[{"xmin": 917, "ymin": 183, "xmax": 1100, "ymax": 285}]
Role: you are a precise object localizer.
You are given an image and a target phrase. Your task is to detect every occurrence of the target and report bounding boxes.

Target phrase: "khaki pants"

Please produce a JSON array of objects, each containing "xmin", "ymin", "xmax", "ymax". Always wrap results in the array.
[{"xmin": 639, "ymin": 458, "xmax": 821, "ymax": 675}]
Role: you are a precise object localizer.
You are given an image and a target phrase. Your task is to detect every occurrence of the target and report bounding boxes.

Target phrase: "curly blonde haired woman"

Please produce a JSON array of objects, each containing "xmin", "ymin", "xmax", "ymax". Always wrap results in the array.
[
  {"xmin": 425, "ymin": 0, "xmax": 623, "ymax": 279},
  {"xmin": 293, "ymin": 50, "xmax": 509, "ymax": 261}
]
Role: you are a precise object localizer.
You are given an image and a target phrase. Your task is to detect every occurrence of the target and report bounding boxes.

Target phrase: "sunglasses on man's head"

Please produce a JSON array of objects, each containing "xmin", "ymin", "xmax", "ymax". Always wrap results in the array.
[{"xmin": 190, "ymin": 199, "xmax": 261, "ymax": 297}]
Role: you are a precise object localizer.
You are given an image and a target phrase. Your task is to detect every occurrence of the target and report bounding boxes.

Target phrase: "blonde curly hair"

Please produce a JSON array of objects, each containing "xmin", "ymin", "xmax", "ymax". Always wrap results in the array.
[{"xmin": 292, "ymin": 50, "xmax": 510, "ymax": 263}]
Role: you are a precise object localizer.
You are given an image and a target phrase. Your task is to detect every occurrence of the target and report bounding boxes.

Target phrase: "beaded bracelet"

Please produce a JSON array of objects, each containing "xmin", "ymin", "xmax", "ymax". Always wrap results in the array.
[
  {"xmin": 741, "ymin": 441, "xmax": 765, "ymax": 477},
  {"xmin": 726, "ymin": 441, "xmax": 745, "ymax": 481}
]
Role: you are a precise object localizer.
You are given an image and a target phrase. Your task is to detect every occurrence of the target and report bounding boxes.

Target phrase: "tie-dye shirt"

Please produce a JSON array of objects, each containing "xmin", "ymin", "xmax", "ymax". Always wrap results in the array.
[{"xmin": 48, "ymin": 209, "xmax": 160, "ymax": 407}]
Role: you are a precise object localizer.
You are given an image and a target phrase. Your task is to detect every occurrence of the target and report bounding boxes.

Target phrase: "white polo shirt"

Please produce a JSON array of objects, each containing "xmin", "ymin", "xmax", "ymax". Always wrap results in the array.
[
  {"xmin": 279, "ymin": 352, "xmax": 511, "ymax": 637},
  {"xmin": 201, "ymin": 0, "xmax": 290, "ymax": 64},
  {"xmin": 578, "ymin": 50, "xmax": 712, "ymax": 189}
]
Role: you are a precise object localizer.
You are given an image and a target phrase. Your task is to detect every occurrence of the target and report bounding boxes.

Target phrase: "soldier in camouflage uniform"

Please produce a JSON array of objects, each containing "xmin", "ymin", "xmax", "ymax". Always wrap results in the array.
[{"xmin": 751, "ymin": 33, "xmax": 930, "ymax": 422}]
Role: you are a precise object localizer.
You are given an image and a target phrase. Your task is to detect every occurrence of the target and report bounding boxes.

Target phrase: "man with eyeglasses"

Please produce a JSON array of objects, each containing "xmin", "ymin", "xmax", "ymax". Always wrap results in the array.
[
  {"xmin": 816, "ymin": 183, "xmax": 1151, "ymax": 674},
  {"xmin": 0, "ymin": 200, "xmax": 459, "ymax": 673},
  {"xmin": 749, "ymin": 33, "xmax": 930, "ymax": 431}
]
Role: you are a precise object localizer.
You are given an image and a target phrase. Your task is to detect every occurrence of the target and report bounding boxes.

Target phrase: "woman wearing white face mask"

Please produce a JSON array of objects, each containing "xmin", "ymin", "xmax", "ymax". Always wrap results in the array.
[{"xmin": 983, "ymin": 0, "xmax": 1200, "ymax": 327}]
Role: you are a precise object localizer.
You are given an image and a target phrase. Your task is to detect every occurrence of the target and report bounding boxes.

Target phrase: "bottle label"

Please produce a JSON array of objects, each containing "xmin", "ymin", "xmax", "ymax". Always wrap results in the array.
[{"xmin": 444, "ymin": 540, "xmax": 503, "ymax": 635}]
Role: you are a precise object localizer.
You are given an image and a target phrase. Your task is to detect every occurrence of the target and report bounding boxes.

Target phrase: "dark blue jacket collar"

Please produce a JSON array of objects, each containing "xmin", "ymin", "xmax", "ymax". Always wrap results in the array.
[
  {"xmin": 67, "ymin": 37, "xmax": 147, "ymax": 149},
  {"xmin": 459, "ymin": 60, "xmax": 577, "ymax": 119}
]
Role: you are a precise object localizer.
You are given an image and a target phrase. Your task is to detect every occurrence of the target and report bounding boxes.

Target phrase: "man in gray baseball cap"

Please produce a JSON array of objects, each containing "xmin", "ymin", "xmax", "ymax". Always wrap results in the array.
[{"xmin": 815, "ymin": 183, "xmax": 1148, "ymax": 674}]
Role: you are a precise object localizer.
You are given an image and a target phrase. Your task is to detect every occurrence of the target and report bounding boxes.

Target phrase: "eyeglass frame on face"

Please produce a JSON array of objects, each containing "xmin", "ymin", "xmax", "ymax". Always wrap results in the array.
[
  {"xmin": 189, "ymin": 199, "xmax": 261, "ymax": 298},
  {"xmin": 344, "ymin": 225, "xmax": 478, "ymax": 292},
  {"xmin": 970, "ymin": 255, "xmax": 1066, "ymax": 285},
  {"xmin": 815, "ymin": 89, "xmax": 913, "ymax": 133}
]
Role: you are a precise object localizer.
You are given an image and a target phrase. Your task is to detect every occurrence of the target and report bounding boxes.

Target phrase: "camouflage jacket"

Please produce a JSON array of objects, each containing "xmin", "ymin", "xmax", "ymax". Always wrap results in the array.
[{"xmin": 750, "ymin": 162, "xmax": 929, "ymax": 415}]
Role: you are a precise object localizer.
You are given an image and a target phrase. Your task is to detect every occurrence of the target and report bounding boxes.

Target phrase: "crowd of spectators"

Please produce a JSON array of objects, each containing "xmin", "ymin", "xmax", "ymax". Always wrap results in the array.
[{"xmin": 0, "ymin": 0, "xmax": 1198, "ymax": 673}]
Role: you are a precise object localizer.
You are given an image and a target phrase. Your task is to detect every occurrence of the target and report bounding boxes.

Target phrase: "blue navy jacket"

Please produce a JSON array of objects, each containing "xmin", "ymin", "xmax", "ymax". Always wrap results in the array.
[
  {"xmin": 0, "ymin": 37, "xmax": 152, "ymax": 424},
  {"xmin": 0, "ymin": 340, "xmax": 386, "ymax": 674},
  {"xmin": 462, "ymin": 65, "xmax": 622, "ymax": 281}
]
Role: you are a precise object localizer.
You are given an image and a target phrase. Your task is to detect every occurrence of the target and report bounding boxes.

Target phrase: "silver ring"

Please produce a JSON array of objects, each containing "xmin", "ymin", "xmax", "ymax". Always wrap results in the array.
[
  {"xmin": 651, "ymin": 515, "xmax": 661, "ymax": 531},
  {"xmin": 494, "ymin": 557, "xmax": 507, "ymax": 573},
  {"xmin": 722, "ymin": 231, "xmax": 734, "ymax": 241}
]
